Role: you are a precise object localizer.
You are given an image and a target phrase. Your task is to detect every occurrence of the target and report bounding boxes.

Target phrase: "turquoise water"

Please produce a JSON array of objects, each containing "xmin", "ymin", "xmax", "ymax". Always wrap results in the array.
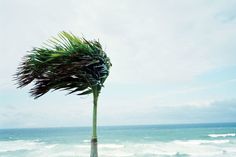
[{"xmin": 0, "ymin": 123, "xmax": 236, "ymax": 157}]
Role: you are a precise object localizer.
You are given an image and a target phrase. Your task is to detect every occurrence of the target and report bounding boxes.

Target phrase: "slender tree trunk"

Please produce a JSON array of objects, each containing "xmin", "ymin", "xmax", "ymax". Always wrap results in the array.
[{"xmin": 90, "ymin": 90, "xmax": 98, "ymax": 157}]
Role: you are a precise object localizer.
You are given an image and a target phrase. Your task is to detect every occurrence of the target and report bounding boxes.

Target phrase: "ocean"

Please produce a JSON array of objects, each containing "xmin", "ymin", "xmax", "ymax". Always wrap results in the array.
[{"xmin": 0, "ymin": 123, "xmax": 236, "ymax": 157}]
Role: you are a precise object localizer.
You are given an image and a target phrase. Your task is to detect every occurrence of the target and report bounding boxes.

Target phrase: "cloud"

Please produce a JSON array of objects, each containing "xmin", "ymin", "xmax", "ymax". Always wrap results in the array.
[
  {"xmin": 98, "ymin": 98, "xmax": 236, "ymax": 125},
  {"xmin": 161, "ymin": 99, "xmax": 236, "ymax": 123},
  {"xmin": 0, "ymin": 91, "xmax": 94, "ymax": 128},
  {"xmin": 0, "ymin": 0, "xmax": 236, "ymax": 128},
  {"xmin": 93, "ymin": 0, "xmax": 236, "ymax": 84},
  {"xmin": 1, "ymin": 0, "xmax": 236, "ymax": 86}
]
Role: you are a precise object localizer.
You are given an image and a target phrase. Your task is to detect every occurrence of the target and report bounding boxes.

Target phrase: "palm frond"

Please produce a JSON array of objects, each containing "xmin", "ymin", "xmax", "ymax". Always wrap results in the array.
[{"xmin": 15, "ymin": 32, "xmax": 112, "ymax": 99}]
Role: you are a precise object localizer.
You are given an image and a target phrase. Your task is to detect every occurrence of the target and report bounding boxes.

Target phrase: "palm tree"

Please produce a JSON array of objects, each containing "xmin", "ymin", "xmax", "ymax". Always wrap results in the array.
[{"xmin": 15, "ymin": 31, "xmax": 112, "ymax": 157}]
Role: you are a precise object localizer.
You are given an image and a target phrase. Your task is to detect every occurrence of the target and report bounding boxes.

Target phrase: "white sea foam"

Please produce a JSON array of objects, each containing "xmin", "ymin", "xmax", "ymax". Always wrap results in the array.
[
  {"xmin": 208, "ymin": 133, "xmax": 236, "ymax": 138},
  {"xmin": 125, "ymin": 139, "xmax": 236, "ymax": 157},
  {"xmin": 173, "ymin": 139, "xmax": 230, "ymax": 145},
  {"xmin": 44, "ymin": 144, "xmax": 57, "ymax": 149},
  {"xmin": 0, "ymin": 139, "xmax": 236, "ymax": 157},
  {"xmin": 82, "ymin": 139, "xmax": 90, "ymax": 143},
  {"xmin": 0, "ymin": 140, "xmax": 44, "ymax": 152},
  {"xmin": 99, "ymin": 144, "xmax": 124, "ymax": 149}
]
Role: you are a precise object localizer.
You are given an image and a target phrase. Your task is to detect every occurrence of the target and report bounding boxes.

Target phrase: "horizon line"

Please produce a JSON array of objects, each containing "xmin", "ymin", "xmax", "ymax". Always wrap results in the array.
[{"xmin": 1, "ymin": 121, "xmax": 236, "ymax": 130}]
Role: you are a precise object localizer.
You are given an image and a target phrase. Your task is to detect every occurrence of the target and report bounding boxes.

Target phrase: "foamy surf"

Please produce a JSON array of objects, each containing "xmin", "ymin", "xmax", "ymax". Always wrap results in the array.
[
  {"xmin": 1, "ymin": 124, "xmax": 236, "ymax": 157},
  {"xmin": 0, "ymin": 140, "xmax": 45, "ymax": 152},
  {"xmin": 208, "ymin": 133, "xmax": 236, "ymax": 138},
  {"xmin": 173, "ymin": 139, "xmax": 230, "ymax": 145},
  {"xmin": 1, "ymin": 139, "xmax": 236, "ymax": 157}
]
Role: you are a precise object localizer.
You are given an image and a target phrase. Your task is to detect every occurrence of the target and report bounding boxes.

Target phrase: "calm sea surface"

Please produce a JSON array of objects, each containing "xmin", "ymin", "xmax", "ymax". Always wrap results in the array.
[{"xmin": 0, "ymin": 123, "xmax": 236, "ymax": 157}]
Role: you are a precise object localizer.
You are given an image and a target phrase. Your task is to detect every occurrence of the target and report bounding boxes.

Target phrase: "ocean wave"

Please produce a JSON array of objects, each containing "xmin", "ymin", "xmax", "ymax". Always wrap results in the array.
[
  {"xmin": 208, "ymin": 133, "xmax": 236, "ymax": 138},
  {"xmin": 0, "ymin": 139, "xmax": 236, "ymax": 157},
  {"xmin": 0, "ymin": 140, "xmax": 45, "ymax": 153},
  {"xmin": 82, "ymin": 139, "xmax": 90, "ymax": 143},
  {"xmin": 173, "ymin": 139, "xmax": 230, "ymax": 145},
  {"xmin": 99, "ymin": 144, "xmax": 124, "ymax": 149}
]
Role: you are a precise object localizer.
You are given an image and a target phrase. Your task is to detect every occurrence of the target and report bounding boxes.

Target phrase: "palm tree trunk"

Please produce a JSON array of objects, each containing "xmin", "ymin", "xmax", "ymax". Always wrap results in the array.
[{"xmin": 90, "ymin": 90, "xmax": 98, "ymax": 157}]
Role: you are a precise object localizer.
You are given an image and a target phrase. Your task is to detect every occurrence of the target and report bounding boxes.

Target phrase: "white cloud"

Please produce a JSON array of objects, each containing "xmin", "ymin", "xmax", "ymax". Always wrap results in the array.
[
  {"xmin": 91, "ymin": 0, "xmax": 236, "ymax": 84},
  {"xmin": 0, "ymin": 0, "xmax": 236, "ymax": 127},
  {"xmin": 1, "ymin": 0, "xmax": 236, "ymax": 86}
]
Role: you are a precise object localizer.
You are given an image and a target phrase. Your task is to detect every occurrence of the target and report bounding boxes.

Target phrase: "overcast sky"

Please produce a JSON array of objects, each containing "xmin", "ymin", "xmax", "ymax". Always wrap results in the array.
[{"xmin": 0, "ymin": 0, "xmax": 236, "ymax": 128}]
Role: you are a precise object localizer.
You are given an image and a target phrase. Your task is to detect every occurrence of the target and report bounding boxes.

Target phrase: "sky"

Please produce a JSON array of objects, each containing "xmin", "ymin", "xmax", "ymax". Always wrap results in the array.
[{"xmin": 0, "ymin": 0, "xmax": 236, "ymax": 128}]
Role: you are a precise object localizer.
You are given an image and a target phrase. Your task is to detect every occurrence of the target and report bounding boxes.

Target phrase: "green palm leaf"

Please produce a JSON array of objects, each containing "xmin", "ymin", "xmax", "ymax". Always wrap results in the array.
[{"xmin": 15, "ymin": 31, "xmax": 112, "ymax": 99}]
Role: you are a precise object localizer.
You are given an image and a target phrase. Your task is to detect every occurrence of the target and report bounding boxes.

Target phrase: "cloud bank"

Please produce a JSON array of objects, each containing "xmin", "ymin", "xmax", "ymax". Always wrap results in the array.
[{"xmin": 0, "ymin": 0, "xmax": 236, "ymax": 128}]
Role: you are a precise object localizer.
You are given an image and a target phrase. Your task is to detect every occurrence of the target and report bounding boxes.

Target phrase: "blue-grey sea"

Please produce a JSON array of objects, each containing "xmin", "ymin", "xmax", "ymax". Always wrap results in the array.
[{"xmin": 0, "ymin": 123, "xmax": 236, "ymax": 157}]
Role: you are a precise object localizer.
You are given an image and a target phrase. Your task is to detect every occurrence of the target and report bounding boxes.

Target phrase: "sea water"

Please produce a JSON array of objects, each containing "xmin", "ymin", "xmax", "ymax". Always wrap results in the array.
[{"xmin": 0, "ymin": 123, "xmax": 236, "ymax": 157}]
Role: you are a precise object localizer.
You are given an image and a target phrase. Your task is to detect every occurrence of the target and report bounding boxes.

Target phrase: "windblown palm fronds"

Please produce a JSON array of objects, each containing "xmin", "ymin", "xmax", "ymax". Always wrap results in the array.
[{"xmin": 15, "ymin": 31, "xmax": 111, "ymax": 99}]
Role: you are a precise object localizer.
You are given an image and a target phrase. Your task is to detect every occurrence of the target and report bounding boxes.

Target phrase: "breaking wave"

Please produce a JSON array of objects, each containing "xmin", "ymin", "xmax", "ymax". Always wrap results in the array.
[
  {"xmin": 208, "ymin": 133, "xmax": 236, "ymax": 138},
  {"xmin": 0, "ymin": 139, "xmax": 236, "ymax": 157}
]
